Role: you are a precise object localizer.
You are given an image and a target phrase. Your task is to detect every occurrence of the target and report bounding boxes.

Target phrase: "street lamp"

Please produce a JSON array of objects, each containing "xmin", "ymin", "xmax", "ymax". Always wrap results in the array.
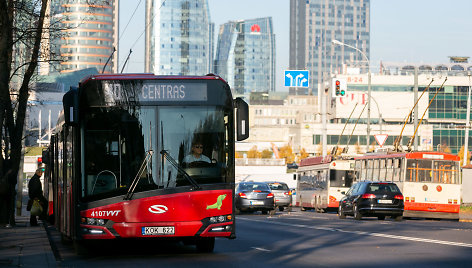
[{"xmin": 332, "ymin": 39, "xmax": 371, "ymax": 151}]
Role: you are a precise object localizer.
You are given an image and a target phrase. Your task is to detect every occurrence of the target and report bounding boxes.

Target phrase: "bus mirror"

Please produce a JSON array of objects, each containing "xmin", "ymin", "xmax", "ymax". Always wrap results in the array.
[
  {"xmin": 41, "ymin": 149, "xmax": 49, "ymax": 164},
  {"xmin": 63, "ymin": 86, "xmax": 79, "ymax": 126},
  {"xmin": 293, "ymin": 174, "xmax": 297, "ymax": 180},
  {"xmin": 234, "ymin": 97, "xmax": 249, "ymax": 141}
]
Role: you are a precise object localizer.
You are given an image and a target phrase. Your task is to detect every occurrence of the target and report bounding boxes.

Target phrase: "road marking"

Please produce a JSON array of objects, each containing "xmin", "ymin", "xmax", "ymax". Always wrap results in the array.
[
  {"xmin": 251, "ymin": 247, "xmax": 271, "ymax": 252},
  {"xmin": 239, "ymin": 217, "xmax": 472, "ymax": 248}
]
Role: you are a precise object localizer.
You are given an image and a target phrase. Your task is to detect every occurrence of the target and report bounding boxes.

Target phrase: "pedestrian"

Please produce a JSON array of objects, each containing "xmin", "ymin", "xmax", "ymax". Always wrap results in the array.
[{"xmin": 27, "ymin": 168, "xmax": 47, "ymax": 226}]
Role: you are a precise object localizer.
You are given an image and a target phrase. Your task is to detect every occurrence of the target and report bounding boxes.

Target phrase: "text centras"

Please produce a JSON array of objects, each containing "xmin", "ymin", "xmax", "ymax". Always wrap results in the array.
[{"xmin": 103, "ymin": 82, "xmax": 208, "ymax": 103}]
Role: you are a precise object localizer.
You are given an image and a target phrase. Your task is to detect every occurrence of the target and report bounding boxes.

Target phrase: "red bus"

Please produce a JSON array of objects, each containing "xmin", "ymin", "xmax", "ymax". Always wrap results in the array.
[
  {"xmin": 43, "ymin": 73, "xmax": 249, "ymax": 252},
  {"xmin": 354, "ymin": 151, "xmax": 461, "ymax": 220}
]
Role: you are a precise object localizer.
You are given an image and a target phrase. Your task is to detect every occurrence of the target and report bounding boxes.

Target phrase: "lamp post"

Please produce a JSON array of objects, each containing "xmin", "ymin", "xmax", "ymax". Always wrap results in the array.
[
  {"xmin": 332, "ymin": 39, "xmax": 371, "ymax": 152},
  {"xmin": 464, "ymin": 73, "xmax": 471, "ymax": 166}
]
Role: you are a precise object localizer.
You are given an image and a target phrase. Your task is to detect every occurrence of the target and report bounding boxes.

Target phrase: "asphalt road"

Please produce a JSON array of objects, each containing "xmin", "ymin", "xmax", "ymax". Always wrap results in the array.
[{"xmin": 49, "ymin": 208, "xmax": 472, "ymax": 267}]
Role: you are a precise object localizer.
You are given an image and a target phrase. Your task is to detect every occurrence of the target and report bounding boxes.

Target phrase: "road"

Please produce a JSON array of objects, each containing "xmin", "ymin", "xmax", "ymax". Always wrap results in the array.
[{"xmin": 49, "ymin": 208, "xmax": 472, "ymax": 267}]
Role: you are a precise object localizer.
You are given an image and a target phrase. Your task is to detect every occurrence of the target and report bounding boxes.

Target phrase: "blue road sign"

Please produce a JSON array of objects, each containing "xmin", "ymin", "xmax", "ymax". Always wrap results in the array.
[{"xmin": 284, "ymin": 70, "xmax": 309, "ymax": 87}]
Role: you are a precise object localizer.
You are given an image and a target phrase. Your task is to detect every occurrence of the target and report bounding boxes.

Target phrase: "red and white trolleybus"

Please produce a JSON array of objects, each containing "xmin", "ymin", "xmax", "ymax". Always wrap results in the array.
[
  {"xmin": 42, "ymin": 73, "xmax": 249, "ymax": 252},
  {"xmin": 296, "ymin": 155, "xmax": 356, "ymax": 212},
  {"xmin": 354, "ymin": 151, "xmax": 461, "ymax": 219}
]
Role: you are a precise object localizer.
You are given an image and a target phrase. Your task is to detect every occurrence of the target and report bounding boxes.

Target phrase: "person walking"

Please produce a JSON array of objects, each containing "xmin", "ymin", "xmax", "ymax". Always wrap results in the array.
[{"xmin": 28, "ymin": 168, "xmax": 47, "ymax": 226}]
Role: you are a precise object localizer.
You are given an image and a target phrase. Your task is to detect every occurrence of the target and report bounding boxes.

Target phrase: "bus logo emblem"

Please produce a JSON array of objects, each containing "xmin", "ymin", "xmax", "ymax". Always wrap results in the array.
[{"xmin": 149, "ymin": 205, "xmax": 169, "ymax": 214}]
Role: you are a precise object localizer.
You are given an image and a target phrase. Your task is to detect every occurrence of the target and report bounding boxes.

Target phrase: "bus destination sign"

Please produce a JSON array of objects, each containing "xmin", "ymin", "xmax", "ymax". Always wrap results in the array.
[{"xmin": 102, "ymin": 81, "xmax": 208, "ymax": 104}]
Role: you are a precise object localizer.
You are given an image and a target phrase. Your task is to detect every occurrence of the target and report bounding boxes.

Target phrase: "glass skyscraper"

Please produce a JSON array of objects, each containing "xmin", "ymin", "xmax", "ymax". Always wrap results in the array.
[
  {"xmin": 290, "ymin": 0, "xmax": 370, "ymax": 95},
  {"xmin": 49, "ymin": 0, "xmax": 119, "ymax": 74},
  {"xmin": 214, "ymin": 17, "xmax": 275, "ymax": 95},
  {"xmin": 145, "ymin": 0, "xmax": 213, "ymax": 76}
]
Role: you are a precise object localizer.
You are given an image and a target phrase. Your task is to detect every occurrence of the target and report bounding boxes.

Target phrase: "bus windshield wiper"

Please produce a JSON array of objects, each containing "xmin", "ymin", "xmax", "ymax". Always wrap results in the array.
[
  {"xmin": 160, "ymin": 150, "xmax": 200, "ymax": 190},
  {"xmin": 124, "ymin": 150, "xmax": 153, "ymax": 200}
]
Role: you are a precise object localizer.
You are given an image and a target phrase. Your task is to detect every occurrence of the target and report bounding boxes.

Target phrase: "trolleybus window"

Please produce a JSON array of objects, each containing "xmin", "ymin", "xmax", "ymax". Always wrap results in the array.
[{"xmin": 329, "ymin": 169, "xmax": 354, "ymax": 187}]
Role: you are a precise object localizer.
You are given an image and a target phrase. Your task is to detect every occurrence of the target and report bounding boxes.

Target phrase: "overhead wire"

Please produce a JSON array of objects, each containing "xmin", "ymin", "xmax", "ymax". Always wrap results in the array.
[{"xmin": 119, "ymin": 0, "xmax": 167, "ymax": 72}]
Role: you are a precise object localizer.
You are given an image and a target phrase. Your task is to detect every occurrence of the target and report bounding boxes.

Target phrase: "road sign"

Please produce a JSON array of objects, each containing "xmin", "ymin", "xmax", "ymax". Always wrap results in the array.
[
  {"xmin": 284, "ymin": 70, "xmax": 309, "ymax": 87},
  {"xmin": 374, "ymin": 134, "xmax": 388, "ymax": 147}
]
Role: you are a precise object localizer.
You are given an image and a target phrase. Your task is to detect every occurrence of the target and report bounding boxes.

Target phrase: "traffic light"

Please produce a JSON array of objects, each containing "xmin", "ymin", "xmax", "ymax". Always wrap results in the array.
[
  {"xmin": 332, "ymin": 78, "xmax": 347, "ymax": 97},
  {"xmin": 37, "ymin": 157, "xmax": 44, "ymax": 171}
]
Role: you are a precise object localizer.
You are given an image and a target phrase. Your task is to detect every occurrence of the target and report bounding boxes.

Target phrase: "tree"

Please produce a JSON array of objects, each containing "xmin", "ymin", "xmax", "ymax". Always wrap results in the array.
[
  {"xmin": 247, "ymin": 146, "xmax": 261, "ymax": 158},
  {"xmin": 458, "ymin": 146, "xmax": 470, "ymax": 166},
  {"xmin": 299, "ymin": 147, "xmax": 309, "ymax": 160},
  {"xmin": 279, "ymin": 144, "xmax": 295, "ymax": 164},
  {"xmin": 0, "ymin": 0, "xmax": 48, "ymax": 225},
  {"xmin": 261, "ymin": 149, "xmax": 273, "ymax": 159}
]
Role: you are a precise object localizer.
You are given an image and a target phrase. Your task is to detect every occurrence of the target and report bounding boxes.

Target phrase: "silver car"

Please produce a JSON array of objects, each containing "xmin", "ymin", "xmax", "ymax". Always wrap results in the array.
[{"xmin": 266, "ymin": 182, "xmax": 292, "ymax": 211}]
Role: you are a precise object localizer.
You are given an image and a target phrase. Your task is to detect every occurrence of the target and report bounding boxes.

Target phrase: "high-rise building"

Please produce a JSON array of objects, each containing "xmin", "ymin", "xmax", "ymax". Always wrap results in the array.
[
  {"xmin": 49, "ymin": 0, "xmax": 119, "ymax": 74},
  {"xmin": 290, "ymin": 0, "xmax": 370, "ymax": 95},
  {"xmin": 145, "ymin": 0, "xmax": 213, "ymax": 75},
  {"xmin": 214, "ymin": 17, "xmax": 276, "ymax": 95}
]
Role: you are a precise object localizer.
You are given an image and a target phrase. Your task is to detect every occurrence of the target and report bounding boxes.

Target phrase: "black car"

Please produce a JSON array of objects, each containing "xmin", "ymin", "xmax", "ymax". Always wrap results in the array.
[
  {"xmin": 338, "ymin": 181, "xmax": 404, "ymax": 221},
  {"xmin": 235, "ymin": 182, "xmax": 275, "ymax": 214}
]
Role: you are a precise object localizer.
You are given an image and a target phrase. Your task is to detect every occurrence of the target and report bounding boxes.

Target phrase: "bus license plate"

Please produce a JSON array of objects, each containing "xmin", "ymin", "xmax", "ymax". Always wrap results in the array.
[
  {"xmin": 378, "ymin": 200, "xmax": 392, "ymax": 204},
  {"xmin": 142, "ymin": 226, "xmax": 175, "ymax": 235}
]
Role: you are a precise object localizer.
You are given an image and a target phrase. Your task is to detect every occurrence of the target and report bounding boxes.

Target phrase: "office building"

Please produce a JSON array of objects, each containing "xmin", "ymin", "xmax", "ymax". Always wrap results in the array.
[
  {"xmin": 214, "ymin": 17, "xmax": 276, "ymax": 94},
  {"xmin": 289, "ymin": 0, "xmax": 370, "ymax": 95},
  {"xmin": 49, "ymin": 0, "xmax": 119, "ymax": 74},
  {"xmin": 145, "ymin": 0, "xmax": 213, "ymax": 75}
]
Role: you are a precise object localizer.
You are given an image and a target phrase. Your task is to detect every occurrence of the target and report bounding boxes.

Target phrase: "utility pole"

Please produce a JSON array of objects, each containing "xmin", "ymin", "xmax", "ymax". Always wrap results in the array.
[
  {"xmin": 464, "ymin": 73, "xmax": 471, "ymax": 166},
  {"xmin": 321, "ymin": 82, "xmax": 327, "ymax": 157},
  {"xmin": 414, "ymin": 67, "xmax": 418, "ymax": 151}
]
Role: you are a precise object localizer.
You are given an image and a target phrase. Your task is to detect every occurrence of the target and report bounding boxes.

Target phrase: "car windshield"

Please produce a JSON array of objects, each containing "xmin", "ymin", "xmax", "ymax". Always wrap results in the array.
[
  {"xmin": 239, "ymin": 183, "xmax": 270, "ymax": 191},
  {"xmin": 268, "ymin": 183, "xmax": 289, "ymax": 190},
  {"xmin": 367, "ymin": 184, "xmax": 401, "ymax": 193}
]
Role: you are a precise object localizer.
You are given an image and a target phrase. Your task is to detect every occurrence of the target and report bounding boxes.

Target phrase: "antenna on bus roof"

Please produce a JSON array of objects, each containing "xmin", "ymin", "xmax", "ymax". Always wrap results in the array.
[
  {"xmin": 332, "ymin": 102, "xmax": 358, "ymax": 157},
  {"xmin": 120, "ymin": 49, "xmax": 133, "ymax": 73},
  {"xmin": 343, "ymin": 102, "xmax": 368, "ymax": 154},
  {"xmin": 102, "ymin": 47, "xmax": 116, "ymax": 74},
  {"xmin": 393, "ymin": 78, "xmax": 434, "ymax": 152},
  {"xmin": 406, "ymin": 77, "xmax": 447, "ymax": 152}
]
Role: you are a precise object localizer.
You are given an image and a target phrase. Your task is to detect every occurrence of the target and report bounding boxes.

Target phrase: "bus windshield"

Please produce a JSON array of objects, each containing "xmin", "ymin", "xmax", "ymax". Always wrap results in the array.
[{"xmin": 82, "ymin": 105, "xmax": 230, "ymax": 200}]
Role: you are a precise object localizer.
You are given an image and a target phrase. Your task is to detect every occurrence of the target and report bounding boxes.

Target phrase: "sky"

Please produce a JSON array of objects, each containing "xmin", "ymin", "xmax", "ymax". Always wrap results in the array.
[{"xmin": 118, "ymin": 0, "xmax": 472, "ymax": 92}]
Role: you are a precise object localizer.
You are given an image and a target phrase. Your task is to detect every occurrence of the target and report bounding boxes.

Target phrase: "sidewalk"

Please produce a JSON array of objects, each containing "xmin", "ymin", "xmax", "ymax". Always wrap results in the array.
[{"xmin": 0, "ymin": 195, "xmax": 56, "ymax": 268}]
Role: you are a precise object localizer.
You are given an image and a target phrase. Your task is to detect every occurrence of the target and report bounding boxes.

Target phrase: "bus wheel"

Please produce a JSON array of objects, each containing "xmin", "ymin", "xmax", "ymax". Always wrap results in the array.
[
  {"xmin": 60, "ymin": 233, "xmax": 72, "ymax": 245},
  {"xmin": 196, "ymin": 237, "xmax": 215, "ymax": 253},
  {"xmin": 261, "ymin": 210, "xmax": 268, "ymax": 215},
  {"xmin": 74, "ymin": 241, "xmax": 89, "ymax": 255},
  {"xmin": 377, "ymin": 216, "xmax": 385, "ymax": 220},
  {"xmin": 353, "ymin": 204, "xmax": 362, "ymax": 220},
  {"xmin": 338, "ymin": 206, "xmax": 346, "ymax": 219}
]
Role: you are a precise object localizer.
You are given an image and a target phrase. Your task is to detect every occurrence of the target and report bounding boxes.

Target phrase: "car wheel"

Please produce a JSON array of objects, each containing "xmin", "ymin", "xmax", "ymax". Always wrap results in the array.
[
  {"xmin": 377, "ymin": 216, "xmax": 385, "ymax": 220},
  {"xmin": 353, "ymin": 204, "xmax": 362, "ymax": 220},
  {"xmin": 338, "ymin": 205, "xmax": 346, "ymax": 219},
  {"xmin": 394, "ymin": 215, "xmax": 403, "ymax": 221},
  {"xmin": 278, "ymin": 206, "xmax": 284, "ymax": 212}
]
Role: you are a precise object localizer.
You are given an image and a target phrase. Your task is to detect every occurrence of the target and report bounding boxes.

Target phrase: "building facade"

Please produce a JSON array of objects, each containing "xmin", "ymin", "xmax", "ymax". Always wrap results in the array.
[
  {"xmin": 289, "ymin": 0, "xmax": 370, "ymax": 95},
  {"xmin": 145, "ymin": 0, "xmax": 213, "ymax": 76},
  {"xmin": 214, "ymin": 17, "xmax": 276, "ymax": 95},
  {"xmin": 49, "ymin": 0, "xmax": 119, "ymax": 74},
  {"xmin": 243, "ymin": 62, "xmax": 472, "ymax": 157}
]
